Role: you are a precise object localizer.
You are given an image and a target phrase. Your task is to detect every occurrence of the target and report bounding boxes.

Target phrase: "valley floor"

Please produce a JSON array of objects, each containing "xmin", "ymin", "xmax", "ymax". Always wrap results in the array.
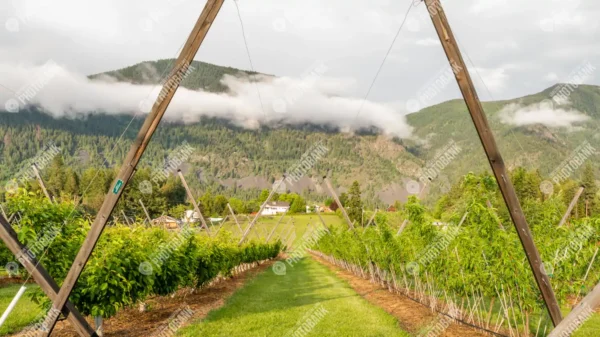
[
  {"xmin": 2, "ymin": 254, "xmax": 599, "ymax": 336},
  {"xmin": 178, "ymin": 257, "xmax": 410, "ymax": 337}
]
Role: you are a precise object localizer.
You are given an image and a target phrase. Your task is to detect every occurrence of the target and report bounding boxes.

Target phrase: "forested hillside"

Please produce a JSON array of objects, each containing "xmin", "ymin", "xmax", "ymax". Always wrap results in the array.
[{"xmin": 1, "ymin": 59, "xmax": 600, "ymax": 205}]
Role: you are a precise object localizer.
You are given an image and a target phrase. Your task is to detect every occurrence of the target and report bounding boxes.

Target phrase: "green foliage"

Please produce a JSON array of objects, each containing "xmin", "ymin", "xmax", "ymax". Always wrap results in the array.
[
  {"xmin": 1, "ymin": 191, "xmax": 282, "ymax": 319},
  {"xmin": 346, "ymin": 181, "xmax": 362, "ymax": 224},
  {"xmin": 581, "ymin": 162, "xmax": 597, "ymax": 216},
  {"xmin": 316, "ymin": 171, "xmax": 600, "ymax": 317}
]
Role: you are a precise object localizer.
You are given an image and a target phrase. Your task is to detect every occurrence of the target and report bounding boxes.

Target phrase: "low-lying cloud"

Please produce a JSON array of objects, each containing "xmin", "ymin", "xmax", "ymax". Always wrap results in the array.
[
  {"xmin": 0, "ymin": 62, "xmax": 413, "ymax": 138},
  {"xmin": 499, "ymin": 101, "xmax": 589, "ymax": 128}
]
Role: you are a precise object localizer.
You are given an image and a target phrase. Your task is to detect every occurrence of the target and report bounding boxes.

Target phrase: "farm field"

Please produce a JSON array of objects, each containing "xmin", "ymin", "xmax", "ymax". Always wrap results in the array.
[
  {"xmin": 0, "ymin": 1, "xmax": 599, "ymax": 333},
  {"xmin": 178, "ymin": 257, "xmax": 410, "ymax": 337},
  {"xmin": 213, "ymin": 213, "xmax": 346, "ymax": 246}
]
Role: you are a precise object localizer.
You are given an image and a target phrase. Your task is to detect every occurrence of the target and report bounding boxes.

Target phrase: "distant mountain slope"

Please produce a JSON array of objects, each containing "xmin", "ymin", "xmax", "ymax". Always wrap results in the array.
[
  {"xmin": 89, "ymin": 59, "xmax": 262, "ymax": 93},
  {"xmin": 2, "ymin": 59, "xmax": 600, "ymax": 204}
]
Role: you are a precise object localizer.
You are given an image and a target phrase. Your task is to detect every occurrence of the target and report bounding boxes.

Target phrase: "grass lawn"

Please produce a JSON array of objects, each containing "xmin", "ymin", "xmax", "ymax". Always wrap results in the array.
[
  {"xmin": 0, "ymin": 284, "xmax": 45, "ymax": 335},
  {"xmin": 213, "ymin": 213, "xmax": 345, "ymax": 248},
  {"xmin": 178, "ymin": 257, "xmax": 409, "ymax": 337}
]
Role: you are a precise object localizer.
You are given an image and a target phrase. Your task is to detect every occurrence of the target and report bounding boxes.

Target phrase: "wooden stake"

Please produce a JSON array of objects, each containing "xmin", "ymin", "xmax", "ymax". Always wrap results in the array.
[
  {"xmin": 267, "ymin": 214, "xmax": 288, "ymax": 243},
  {"xmin": 0, "ymin": 205, "xmax": 7, "ymax": 220},
  {"xmin": 575, "ymin": 247, "xmax": 599, "ymax": 302},
  {"xmin": 558, "ymin": 186, "xmax": 584, "ymax": 227},
  {"xmin": 0, "ymin": 215, "xmax": 96, "ymax": 336},
  {"xmin": 424, "ymin": 0, "xmax": 562, "ymax": 326},
  {"xmin": 549, "ymin": 281, "xmax": 600, "ymax": 336},
  {"xmin": 362, "ymin": 209, "xmax": 378, "ymax": 234},
  {"xmin": 32, "ymin": 164, "xmax": 52, "ymax": 202},
  {"xmin": 396, "ymin": 219, "xmax": 409, "ymax": 235},
  {"xmin": 314, "ymin": 207, "xmax": 331, "ymax": 233},
  {"xmin": 43, "ymin": 1, "xmax": 225, "ymax": 333},
  {"xmin": 227, "ymin": 203, "xmax": 244, "ymax": 235},
  {"xmin": 238, "ymin": 178, "xmax": 285, "ymax": 245},
  {"xmin": 138, "ymin": 199, "xmax": 152, "ymax": 226},
  {"xmin": 177, "ymin": 170, "xmax": 211, "ymax": 236},
  {"xmin": 323, "ymin": 176, "xmax": 354, "ymax": 230},
  {"xmin": 120, "ymin": 210, "xmax": 131, "ymax": 226}
]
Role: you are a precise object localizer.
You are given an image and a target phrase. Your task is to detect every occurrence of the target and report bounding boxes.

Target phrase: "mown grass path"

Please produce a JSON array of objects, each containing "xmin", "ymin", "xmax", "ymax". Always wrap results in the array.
[{"xmin": 178, "ymin": 258, "xmax": 409, "ymax": 337}]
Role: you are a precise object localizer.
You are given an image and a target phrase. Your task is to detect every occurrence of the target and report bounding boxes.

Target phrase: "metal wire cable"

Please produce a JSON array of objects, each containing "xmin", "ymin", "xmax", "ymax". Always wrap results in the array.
[
  {"xmin": 354, "ymin": 0, "xmax": 418, "ymax": 120},
  {"xmin": 233, "ymin": 0, "xmax": 267, "ymax": 118}
]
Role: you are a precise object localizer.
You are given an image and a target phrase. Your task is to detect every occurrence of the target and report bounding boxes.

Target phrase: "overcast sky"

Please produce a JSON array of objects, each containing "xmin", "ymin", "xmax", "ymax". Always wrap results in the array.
[{"xmin": 1, "ymin": 0, "xmax": 599, "ymax": 111}]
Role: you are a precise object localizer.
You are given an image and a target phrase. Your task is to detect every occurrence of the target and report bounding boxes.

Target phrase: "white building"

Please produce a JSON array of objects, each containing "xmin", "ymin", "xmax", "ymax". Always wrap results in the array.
[
  {"xmin": 261, "ymin": 201, "xmax": 290, "ymax": 215},
  {"xmin": 183, "ymin": 210, "xmax": 202, "ymax": 223}
]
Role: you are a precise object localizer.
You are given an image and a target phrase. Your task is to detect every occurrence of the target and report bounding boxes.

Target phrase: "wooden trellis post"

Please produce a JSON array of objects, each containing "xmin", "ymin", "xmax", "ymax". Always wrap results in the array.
[
  {"xmin": 363, "ymin": 209, "xmax": 378, "ymax": 234},
  {"xmin": 238, "ymin": 177, "xmax": 285, "ymax": 245},
  {"xmin": 314, "ymin": 207, "xmax": 330, "ymax": 233},
  {"xmin": 267, "ymin": 216, "xmax": 290, "ymax": 243},
  {"xmin": 424, "ymin": 0, "xmax": 562, "ymax": 326},
  {"xmin": 227, "ymin": 203, "xmax": 244, "ymax": 235},
  {"xmin": 396, "ymin": 219, "xmax": 409, "ymax": 235},
  {"xmin": 323, "ymin": 176, "xmax": 354, "ymax": 230},
  {"xmin": 139, "ymin": 199, "xmax": 153, "ymax": 226},
  {"xmin": 0, "ymin": 215, "xmax": 96, "ymax": 336},
  {"xmin": 39, "ymin": 1, "xmax": 225, "ymax": 334},
  {"xmin": 548, "ymin": 282, "xmax": 600, "ymax": 336},
  {"xmin": 177, "ymin": 170, "xmax": 211, "ymax": 236},
  {"xmin": 558, "ymin": 186, "xmax": 584, "ymax": 227},
  {"xmin": 32, "ymin": 164, "xmax": 52, "ymax": 202}
]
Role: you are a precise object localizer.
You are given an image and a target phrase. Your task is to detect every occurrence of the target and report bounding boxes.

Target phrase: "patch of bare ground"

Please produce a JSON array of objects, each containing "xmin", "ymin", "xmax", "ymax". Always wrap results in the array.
[
  {"xmin": 311, "ymin": 254, "xmax": 490, "ymax": 337},
  {"xmin": 11, "ymin": 259, "xmax": 277, "ymax": 337}
]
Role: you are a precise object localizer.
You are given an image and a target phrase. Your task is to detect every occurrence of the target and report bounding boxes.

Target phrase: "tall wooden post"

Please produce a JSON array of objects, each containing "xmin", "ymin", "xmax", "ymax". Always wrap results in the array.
[
  {"xmin": 323, "ymin": 177, "xmax": 354, "ymax": 230},
  {"xmin": 42, "ymin": 1, "xmax": 225, "ymax": 334},
  {"xmin": 227, "ymin": 203, "xmax": 244, "ymax": 235},
  {"xmin": 120, "ymin": 210, "xmax": 132, "ymax": 226},
  {"xmin": 366, "ymin": 209, "xmax": 378, "ymax": 227},
  {"xmin": 139, "ymin": 199, "xmax": 153, "ymax": 226},
  {"xmin": 177, "ymin": 170, "xmax": 211, "ymax": 236},
  {"xmin": 0, "ymin": 215, "xmax": 96, "ymax": 336},
  {"xmin": 267, "ymin": 216, "xmax": 290, "ymax": 243},
  {"xmin": 32, "ymin": 164, "xmax": 52, "ymax": 202},
  {"xmin": 238, "ymin": 178, "xmax": 285, "ymax": 245},
  {"xmin": 558, "ymin": 187, "xmax": 584, "ymax": 227},
  {"xmin": 396, "ymin": 219, "xmax": 409, "ymax": 235},
  {"xmin": 424, "ymin": 0, "xmax": 562, "ymax": 325},
  {"xmin": 0, "ymin": 205, "xmax": 8, "ymax": 220},
  {"xmin": 548, "ymin": 282, "xmax": 600, "ymax": 336}
]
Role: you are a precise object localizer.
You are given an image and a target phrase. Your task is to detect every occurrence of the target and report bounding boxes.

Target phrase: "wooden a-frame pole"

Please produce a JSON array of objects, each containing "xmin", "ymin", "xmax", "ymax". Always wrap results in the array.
[
  {"xmin": 227, "ymin": 203, "xmax": 244, "ymax": 235},
  {"xmin": 558, "ymin": 186, "xmax": 584, "ymax": 227},
  {"xmin": 139, "ymin": 199, "xmax": 153, "ymax": 226},
  {"xmin": 42, "ymin": 1, "xmax": 225, "ymax": 334},
  {"xmin": 177, "ymin": 170, "xmax": 212, "ymax": 236},
  {"xmin": 323, "ymin": 176, "xmax": 354, "ymax": 230},
  {"xmin": 267, "ymin": 215, "xmax": 290, "ymax": 243},
  {"xmin": 238, "ymin": 178, "xmax": 285, "ymax": 245},
  {"xmin": 424, "ymin": 0, "xmax": 562, "ymax": 326},
  {"xmin": 32, "ymin": 164, "xmax": 52, "ymax": 202},
  {"xmin": 0, "ymin": 215, "xmax": 96, "ymax": 336},
  {"xmin": 548, "ymin": 282, "xmax": 600, "ymax": 336}
]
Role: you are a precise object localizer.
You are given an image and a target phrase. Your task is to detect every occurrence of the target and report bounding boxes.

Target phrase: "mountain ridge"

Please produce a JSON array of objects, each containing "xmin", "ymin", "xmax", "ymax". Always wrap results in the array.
[{"xmin": 2, "ymin": 59, "xmax": 599, "ymax": 205}]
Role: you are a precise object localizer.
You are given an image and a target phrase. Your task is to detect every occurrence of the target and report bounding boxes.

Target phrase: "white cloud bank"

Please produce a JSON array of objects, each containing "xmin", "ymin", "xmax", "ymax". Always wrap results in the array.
[
  {"xmin": 0, "ymin": 62, "xmax": 413, "ymax": 138},
  {"xmin": 499, "ymin": 101, "xmax": 589, "ymax": 128}
]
